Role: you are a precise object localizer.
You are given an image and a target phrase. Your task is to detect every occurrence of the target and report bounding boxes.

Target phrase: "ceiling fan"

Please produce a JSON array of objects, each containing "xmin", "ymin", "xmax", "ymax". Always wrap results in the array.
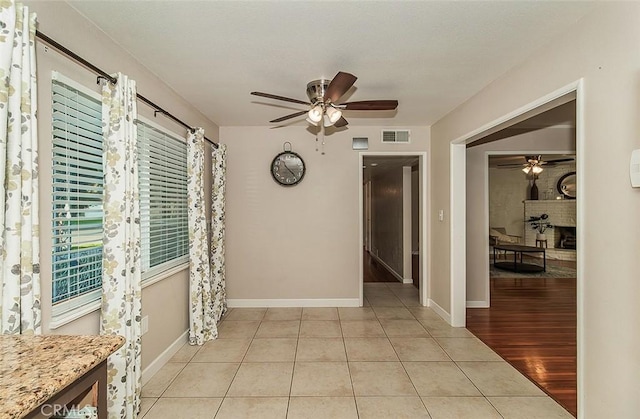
[
  {"xmin": 498, "ymin": 155, "xmax": 575, "ymax": 176},
  {"xmin": 251, "ymin": 71, "xmax": 398, "ymax": 128}
]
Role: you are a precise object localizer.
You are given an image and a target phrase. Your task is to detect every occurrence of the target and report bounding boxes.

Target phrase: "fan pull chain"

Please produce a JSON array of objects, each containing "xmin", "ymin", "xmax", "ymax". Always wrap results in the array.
[
  {"xmin": 320, "ymin": 124, "xmax": 326, "ymax": 155},
  {"xmin": 315, "ymin": 136, "xmax": 319, "ymax": 152}
]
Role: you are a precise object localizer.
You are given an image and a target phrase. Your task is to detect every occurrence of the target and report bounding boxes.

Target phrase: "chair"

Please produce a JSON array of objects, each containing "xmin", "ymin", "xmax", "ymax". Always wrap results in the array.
[
  {"xmin": 489, "ymin": 227, "xmax": 522, "ymax": 246},
  {"xmin": 490, "ymin": 227, "xmax": 522, "ymax": 259}
]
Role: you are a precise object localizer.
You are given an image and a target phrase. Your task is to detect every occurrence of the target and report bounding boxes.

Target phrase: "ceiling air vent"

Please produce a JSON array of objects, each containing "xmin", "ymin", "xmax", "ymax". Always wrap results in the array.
[{"xmin": 381, "ymin": 130, "xmax": 410, "ymax": 143}]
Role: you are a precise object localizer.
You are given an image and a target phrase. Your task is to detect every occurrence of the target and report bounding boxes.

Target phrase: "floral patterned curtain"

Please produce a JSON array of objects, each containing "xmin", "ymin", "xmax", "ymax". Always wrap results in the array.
[
  {"xmin": 187, "ymin": 128, "xmax": 215, "ymax": 345},
  {"xmin": 210, "ymin": 143, "xmax": 228, "ymax": 324},
  {"xmin": 0, "ymin": 2, "xmax": 41, "ymax": 335},
  {"xmin": 187, "ymin": 134, "xmax": 227, "ymax": 345},
  {"xmin": 99, "ymin": 73, "xmax": 141, "ymax": 418}
]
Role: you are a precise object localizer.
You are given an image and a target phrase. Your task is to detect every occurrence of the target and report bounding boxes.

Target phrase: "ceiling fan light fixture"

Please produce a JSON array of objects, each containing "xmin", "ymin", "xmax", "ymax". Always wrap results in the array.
[
  {"xmin": 326, "ymin": 106, "xmax": 342, "ymax": 124},
  {"xmin": 308, "ymin": 105, "xmax": 323, "ymax": 123},
  {"xmin": 251, "ymin": 71, "xmax": 399, "ymax": 128},
  {"xmin": 523, "ymin": 164, "xmax": 543, "ymax": 175}
]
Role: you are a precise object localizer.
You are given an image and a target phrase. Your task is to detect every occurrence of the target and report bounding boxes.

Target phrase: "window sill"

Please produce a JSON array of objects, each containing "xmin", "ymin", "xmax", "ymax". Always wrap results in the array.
[
  {"xmin": 48, "ymin": 264, "xmax": 188, "ymax": 329},
  {"xmin": 49, "ymin": 298, "xmax": 101, "ymax": 330}
]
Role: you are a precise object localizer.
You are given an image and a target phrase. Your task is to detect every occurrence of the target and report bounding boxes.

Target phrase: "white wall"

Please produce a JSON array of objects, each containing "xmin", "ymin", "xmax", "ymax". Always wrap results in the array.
[
  {"xmin": 432, "ymin": 3, "xmax": 640, "ymax": 416},
  {"xmin": 26, "ymin": 1, "xmax": 219, "ymax": 371},
  {"xmin": 222, "ymin": 126, "xmax": 429, "ymax": 304}
]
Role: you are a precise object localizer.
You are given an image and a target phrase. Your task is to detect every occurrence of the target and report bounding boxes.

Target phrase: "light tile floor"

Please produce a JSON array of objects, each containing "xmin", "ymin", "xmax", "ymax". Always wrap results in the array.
[{"xmin": 140, "ymin": 283, "xmax": 573, "ymax": 419}]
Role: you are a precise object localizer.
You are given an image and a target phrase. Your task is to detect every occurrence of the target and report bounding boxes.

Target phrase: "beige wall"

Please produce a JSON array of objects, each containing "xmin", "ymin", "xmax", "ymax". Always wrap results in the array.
[
  {"xmin": 222, "ymin": 126, "xmax": 429, "ymax": 302},
  {"xmin": 466, "ymin": 127, "xmax": 575, "ymax": 304},
  {"xmin": 371, "ymin": 165, "xmax": 404, "ymax": 276},
  {"xmin": 432, "ymin": 3, "xmax": 640, "ymax": 416},
  {"xmin": 27, "ymin": 1, "xmax": 219, "ymax": 370},
  {"xmin": 489, "ymin": 166, "xmax": 529, "ymax": 236}
]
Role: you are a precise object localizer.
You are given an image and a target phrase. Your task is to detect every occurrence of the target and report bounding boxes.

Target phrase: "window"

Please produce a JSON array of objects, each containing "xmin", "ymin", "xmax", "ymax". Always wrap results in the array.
[
  {"xmin": 50, "ymin": 73, "xmax": 189, "ymax": 324},
  {"xmin": 138, "ymin": 119, "xmax": 189, "ymax": 279},
  {"xmin": 51, "ymin": 72, "xmax": 103, "ymax": 319}
]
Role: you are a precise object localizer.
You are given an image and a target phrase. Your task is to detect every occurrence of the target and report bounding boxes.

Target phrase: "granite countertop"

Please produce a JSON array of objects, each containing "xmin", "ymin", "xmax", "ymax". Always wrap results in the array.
[{"xmin": 0, "ymin": 334, "xmax": 125, "ymax": 419}]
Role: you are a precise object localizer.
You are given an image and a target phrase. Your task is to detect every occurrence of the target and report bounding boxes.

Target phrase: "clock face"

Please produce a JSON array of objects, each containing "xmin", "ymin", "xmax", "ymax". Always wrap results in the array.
[{"xmin": 271, "ymin": 151, "xmax": 305, "ymax": 186}]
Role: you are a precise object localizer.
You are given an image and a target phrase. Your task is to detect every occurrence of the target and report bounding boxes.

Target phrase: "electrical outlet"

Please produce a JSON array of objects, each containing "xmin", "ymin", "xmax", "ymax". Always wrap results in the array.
[{"xmin": 142, "ymin": 316, "xmax": 149, "ymax": 335}]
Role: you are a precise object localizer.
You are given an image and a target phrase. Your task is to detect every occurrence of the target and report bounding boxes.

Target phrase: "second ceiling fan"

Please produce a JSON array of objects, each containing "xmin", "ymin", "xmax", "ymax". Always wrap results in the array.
[
  {"xmin": 251, "ymin": 71, "xmax": 398, "ymax": 128},
  {"xmin": 498, "ymin": 155, "xmax": 575, "ymax": 176}
]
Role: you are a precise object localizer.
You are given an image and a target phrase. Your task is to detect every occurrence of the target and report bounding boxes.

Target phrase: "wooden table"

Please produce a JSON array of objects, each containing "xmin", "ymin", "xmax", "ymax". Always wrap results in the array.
[{"xmin": 493, "ymin": 244, "xmax": 546, "ymax": 272}]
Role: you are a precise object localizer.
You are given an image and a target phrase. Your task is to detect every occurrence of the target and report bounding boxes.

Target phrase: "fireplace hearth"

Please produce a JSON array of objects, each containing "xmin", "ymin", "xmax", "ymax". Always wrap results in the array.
[{"xmin": 555, "ymin": 226, "xmax": 576, "ymax": 249}]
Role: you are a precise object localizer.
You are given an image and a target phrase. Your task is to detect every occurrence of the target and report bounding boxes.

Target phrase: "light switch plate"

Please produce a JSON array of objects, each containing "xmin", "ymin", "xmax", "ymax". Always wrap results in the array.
[{"xmin": 142, "ymin": 316, "xmax": 149, "ymax": 335}]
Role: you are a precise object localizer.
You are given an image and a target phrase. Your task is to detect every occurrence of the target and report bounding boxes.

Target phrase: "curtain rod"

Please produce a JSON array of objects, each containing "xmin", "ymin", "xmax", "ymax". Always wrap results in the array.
[{"xmin": 35, "ymin": 31, "xmax": 219, "ymax": 149}]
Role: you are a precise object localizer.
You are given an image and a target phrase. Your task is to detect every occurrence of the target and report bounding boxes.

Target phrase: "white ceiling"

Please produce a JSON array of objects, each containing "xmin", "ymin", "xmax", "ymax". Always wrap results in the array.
[{"xmin": 67, "ymin": 1, "xmax": 598, "ymax": 128}]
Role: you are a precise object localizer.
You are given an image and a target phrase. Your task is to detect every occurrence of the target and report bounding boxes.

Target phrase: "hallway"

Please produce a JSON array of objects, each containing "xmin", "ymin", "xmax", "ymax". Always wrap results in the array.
[{"xmin": 140, "ymin": 283, "xmax": 572, "ymax": 418}]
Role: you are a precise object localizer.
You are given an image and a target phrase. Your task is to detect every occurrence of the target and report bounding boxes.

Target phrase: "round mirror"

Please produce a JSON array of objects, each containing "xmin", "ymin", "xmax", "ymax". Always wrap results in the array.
[{"xmin": 557, "ymin": 172, "xmax": 576, "ymax": 199}]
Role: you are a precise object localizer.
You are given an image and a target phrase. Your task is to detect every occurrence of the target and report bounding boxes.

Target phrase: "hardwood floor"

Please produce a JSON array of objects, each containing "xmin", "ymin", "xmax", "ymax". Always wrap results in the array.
[
  {"xmin": 466, "ymin": 260, "xmax": 577, "ymax": 417},
  {"xmin": 363, "ymin": 251, "xmax": 397, "ymax": 282}
]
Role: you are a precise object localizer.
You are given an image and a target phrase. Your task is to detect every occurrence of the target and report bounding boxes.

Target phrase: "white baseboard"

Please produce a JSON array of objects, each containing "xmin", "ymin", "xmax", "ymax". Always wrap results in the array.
[
  {"xmin": 227, "ymin": 298, "xmax": 360, "ymax": 308},
  {"xmin": 402, "ymin": 278, "xmax": 414, "ymax": 284},
  {"xmin": 467, "ymin": 300, "xmax": 490, "ymax": 308},
  {"xmin": 370, "ymin": 253, "xmax": 404, "ymax": 283},
  {"xmin": 427, "ymin": 298, "xmax": 452, "ymax": 324},
  {"xmin": 142, "ymin": 330, "xmax": 188, "ymax": 386}
]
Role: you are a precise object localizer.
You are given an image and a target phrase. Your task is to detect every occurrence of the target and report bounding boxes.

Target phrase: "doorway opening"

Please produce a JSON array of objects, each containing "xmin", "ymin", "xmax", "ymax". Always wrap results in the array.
[
  {"xmin": 450, "ymin": 81, "xmax": 584, "ymax": 417},
  {"xmin": 358, "ymin": 152, "xmax": 428, "ymax": 307},
  {"xmin": 466, "ymin": 100, "xmax": 578, "ymax": 415}
]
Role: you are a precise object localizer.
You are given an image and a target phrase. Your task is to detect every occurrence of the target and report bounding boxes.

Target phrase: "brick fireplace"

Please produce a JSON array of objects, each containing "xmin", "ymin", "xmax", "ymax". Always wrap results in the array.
[
  {"xmin": 524, "ymin": 199, "xmax": 577, "ymax": 250},
  {"xmin": 554, "ymin": 226, "xmax": 577, "ymax": 249}
]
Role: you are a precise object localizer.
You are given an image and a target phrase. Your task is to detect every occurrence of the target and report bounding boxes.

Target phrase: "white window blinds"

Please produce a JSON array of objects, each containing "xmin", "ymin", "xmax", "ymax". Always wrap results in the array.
[
  {"xmin": 51, "ymin": 73, "xmax": 103, "ymax": 316},
  {"xmin": 138, "ymin": 119, "xmax": 189, "ymax": 277}
]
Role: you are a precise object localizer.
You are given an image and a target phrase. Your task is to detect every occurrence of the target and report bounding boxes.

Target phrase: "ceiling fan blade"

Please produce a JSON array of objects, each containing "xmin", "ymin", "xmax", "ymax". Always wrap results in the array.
[
  {"xmin": 324, "ymin": 71, "xmax": 357, "ymax": 103},
  {"xmin": 251, "ymin": 91, "xmax": 310, "ymax": 106},
  {"xmin": 333, "ymin": 116, "xmax": 349, "ymax": 128},
  {"xmin": 269, "ymin": 110, "xmax": 308, "ymax": 123},
  {"xmin": 342, "ymin": 100, "xmax": 399, "ymax": 111},
  {"xmin": 545, "ymin": 158, "xmax": 575, "ymax": 163}
]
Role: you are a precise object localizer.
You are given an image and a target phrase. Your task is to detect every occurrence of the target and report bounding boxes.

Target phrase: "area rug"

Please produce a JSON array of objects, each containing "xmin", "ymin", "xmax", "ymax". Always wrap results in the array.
[{"xmin": 490, "ymin": 262, "xmax": 576, "ymax": 279}]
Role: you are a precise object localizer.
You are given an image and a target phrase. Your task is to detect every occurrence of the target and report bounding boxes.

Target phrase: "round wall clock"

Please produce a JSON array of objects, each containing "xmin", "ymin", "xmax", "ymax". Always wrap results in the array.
[{"xmin": 270, "ymin": 147, "xmax": 305, "ymax": 186}]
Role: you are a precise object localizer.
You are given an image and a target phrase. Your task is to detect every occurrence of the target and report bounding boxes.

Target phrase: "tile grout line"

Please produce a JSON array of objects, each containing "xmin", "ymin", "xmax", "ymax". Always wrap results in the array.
[
  {"xmin": 338, "ymin": 306, "xmax": 361, "ymax": 418},
  {"xmin": 380, "ymin": 283, "xmax": 435, "ymax": 412},
  {"xmin": 406, "ymin": 289, "xmax": 506, "ymax": 417},
  {"xmin": 215, "ymin": 308, "xmax": 265, "ymax": 416}
]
